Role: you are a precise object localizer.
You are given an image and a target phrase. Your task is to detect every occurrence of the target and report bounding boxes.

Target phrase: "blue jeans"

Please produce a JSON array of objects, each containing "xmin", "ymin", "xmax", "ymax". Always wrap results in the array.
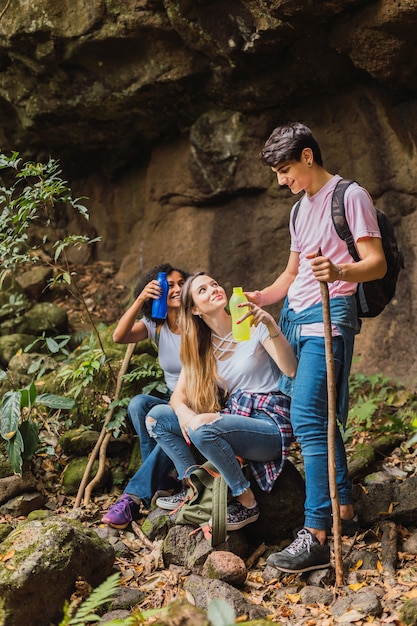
[
  {"xmin": 128, "ymin": 394, "xmax": 169, "ymax": 462},
  {"xmin": 148, "ymin": 409, "xmax": 282, "ymax": 498},
  {"xmin": 124, "ymin": 395, "xmax": 175, "ymax": 506},
  {"xmin": 291, "ymin": 335, "xmax": 352, "ymax": 531}
]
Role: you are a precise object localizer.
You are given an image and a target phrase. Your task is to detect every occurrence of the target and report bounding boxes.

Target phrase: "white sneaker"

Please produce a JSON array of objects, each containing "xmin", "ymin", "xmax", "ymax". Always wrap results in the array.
[{"xmin": 156, "ymin": 488, "xmax": 188, "ymax": 511}]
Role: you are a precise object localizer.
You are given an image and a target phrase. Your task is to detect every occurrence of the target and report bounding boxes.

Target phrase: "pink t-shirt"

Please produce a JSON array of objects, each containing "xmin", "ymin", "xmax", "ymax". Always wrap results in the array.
[{"xmin": 288, "ymin": 175, "xmax": 381, "ymax": 315}]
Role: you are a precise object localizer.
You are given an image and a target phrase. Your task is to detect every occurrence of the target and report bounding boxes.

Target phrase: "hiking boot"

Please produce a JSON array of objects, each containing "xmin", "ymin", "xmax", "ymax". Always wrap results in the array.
[
  {"xmin": 226, "ymin": 500, "xmax": 259, "ymax": 530},
  {"xmin": 267, "ymin": 528, "xmax": 331, "ymax": 573},
  {"xmin": 101, "ymin": 493, "xmax": 139, "ymax": 529},
  {"xmin": 156, "ymin": 488, "xmax": 188, "ymax": 511},
  {"xmin": 341, "ymin": 514, "xmax": 360, "ymax": 537}
]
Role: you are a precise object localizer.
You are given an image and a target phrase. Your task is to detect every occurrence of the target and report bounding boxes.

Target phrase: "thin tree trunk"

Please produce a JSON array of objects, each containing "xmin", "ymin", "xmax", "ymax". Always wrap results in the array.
[
  {"xmin": 319, "ymin": 252, "xmax": 344, "ymax": 586},
  {"xmin": 73, "ymin": 342, "xmax": 136, "ymax": 508}
]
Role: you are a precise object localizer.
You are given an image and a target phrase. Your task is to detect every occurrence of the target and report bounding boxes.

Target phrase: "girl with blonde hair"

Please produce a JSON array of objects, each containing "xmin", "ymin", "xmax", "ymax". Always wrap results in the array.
[{"xmin": 148, "ymin": 271, "xmax": 297, "ymax": 530}]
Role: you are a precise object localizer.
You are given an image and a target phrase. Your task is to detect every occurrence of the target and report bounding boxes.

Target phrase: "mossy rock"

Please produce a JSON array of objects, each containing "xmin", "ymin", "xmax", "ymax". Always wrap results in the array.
[
  {"xmin": 16, "ymin": 302, "xmax": 68, "ymax": 334},
  {"xmin": 401, "ymin": 598, "xmax": 417, "ymax": 626},
  {"xmin": 59, "ymin": 429, "xmax": 100, "ymax": 456},
  {"xmin": 142, "ymin": 508, "xmax": 173, "ymax": 541},
  {"xmin": 0, "ymin": 333, "xmax": 37, "ymax": 367},
  {"xmin": 61, "ymin": 457, "xmax": 109, "ymax": 495},
  {"xmin": 348, "ymin": 442, "xmax": 376, "ymax": 480},
  {"xmin": 148, "ymin": 598, "xmax": 209, "ymax": 626}
]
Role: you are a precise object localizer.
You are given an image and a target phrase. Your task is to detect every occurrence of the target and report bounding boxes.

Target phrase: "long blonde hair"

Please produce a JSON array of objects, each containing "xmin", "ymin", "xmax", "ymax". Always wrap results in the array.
[{"xmin": 179, "ymin": 271, "xmax": 222, "ymax": 413}]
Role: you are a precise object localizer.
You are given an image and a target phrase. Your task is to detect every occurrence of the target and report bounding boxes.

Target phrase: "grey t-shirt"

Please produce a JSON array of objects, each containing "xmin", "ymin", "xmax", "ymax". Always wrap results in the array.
[{"xmin": 142, "ymin": 318, "xmax": 182, "ymax": 391}]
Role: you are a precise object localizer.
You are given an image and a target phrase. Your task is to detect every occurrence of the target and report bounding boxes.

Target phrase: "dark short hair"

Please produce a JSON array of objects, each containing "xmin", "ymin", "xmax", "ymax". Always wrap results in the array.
[
  {"xmin": 260, "ymin": 122, "xmax": 323, "ymax": 167},
  {"xmin": 134, "ymin": 263, "xmax": 189, "ymax": 321}
]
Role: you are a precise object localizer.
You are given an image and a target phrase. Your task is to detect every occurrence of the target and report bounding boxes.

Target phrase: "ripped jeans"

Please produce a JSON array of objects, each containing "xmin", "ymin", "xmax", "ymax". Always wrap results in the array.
[
  {"xmin": 128, "ymin": 393, "xmax": 171, "ymax": 462},
  {"xmin": 124, "ymin": 395, "xmax": 176, "ymax": 506},
  {"xmin": 147, "ymin": 408, "xmax": 282, "ymax": 497}
]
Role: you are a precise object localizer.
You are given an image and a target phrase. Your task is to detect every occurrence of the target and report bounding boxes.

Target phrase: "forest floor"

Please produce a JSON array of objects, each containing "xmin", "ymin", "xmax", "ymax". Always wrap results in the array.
[
  {"xmin": 36, "ymin": 261, "xmax": 417, "ymax": 624},
  {"xmin": 35, "ymin": 433, "xmax": 417, "ymax": 625}
]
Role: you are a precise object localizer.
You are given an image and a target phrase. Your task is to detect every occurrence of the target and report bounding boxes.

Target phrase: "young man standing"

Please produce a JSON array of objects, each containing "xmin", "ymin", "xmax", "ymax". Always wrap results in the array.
[{"xmin": 247, "ymin": 122, "xmax": 387, "ymax": 573}]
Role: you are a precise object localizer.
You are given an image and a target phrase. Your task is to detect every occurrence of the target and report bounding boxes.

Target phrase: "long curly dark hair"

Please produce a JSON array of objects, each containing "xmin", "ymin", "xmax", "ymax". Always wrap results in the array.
[{"xmin": 134, "ymin": 263, "xmax": 189, "ymax": 322}]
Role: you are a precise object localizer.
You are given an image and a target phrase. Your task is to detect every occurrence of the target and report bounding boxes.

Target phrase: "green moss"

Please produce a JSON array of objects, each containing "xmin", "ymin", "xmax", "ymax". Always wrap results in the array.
[
  {"xmin": 61, "ymin": 458, "xmax": 107, "ymax": 495},
  {"xmin": 27, "ymin": 509, "xmax": 54, "ymax": 521},
  {"xmin": 400, "ymin": 598, "xmax": 417, "ymax": 626},
  {"xmin": 141, "ymin": 512, "xmax": 171, "ymax": 540},
  {"xmin": 348, "ymin": 442, "xmax": 375, "ymax": 477},
  {"xmin": 0, "ymin": 524, "xmax": 14, "ymax": 542},
  {"xmin": 140, "ymin": 518, "xmax": 154, "ymax": 536}
]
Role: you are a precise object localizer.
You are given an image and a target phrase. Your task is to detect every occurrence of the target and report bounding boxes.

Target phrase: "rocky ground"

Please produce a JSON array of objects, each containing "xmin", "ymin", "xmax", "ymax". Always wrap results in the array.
[
  {"xmin": 28, "ymin": 442, "xmax": 417, "ymax": 625},
  {"xmin": 9, "ymin": 261, "xmax": 417, "ymax": 625}
]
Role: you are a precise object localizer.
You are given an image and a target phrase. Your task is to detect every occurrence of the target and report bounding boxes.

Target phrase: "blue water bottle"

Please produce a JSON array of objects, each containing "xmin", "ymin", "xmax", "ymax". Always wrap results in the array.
[{"xmin": 151, "ymin": 271, "xmax": 169, "ymax": 319}]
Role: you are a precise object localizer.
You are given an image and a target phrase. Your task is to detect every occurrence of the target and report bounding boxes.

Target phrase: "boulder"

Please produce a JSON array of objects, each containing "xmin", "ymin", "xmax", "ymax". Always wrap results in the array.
[{"xmin": 0, "ymin": 516, "xmax": 115, "ymax": 626}]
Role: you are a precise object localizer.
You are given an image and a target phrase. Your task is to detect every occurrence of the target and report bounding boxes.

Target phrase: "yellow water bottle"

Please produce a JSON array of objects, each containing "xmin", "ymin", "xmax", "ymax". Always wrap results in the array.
[{"xmin": 229, "ymin": 287, "xmax": 251, "ymax": 341}]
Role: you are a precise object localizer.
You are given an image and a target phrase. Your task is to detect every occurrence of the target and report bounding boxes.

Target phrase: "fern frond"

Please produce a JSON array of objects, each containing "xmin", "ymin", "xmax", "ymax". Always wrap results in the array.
[{"xmin": 68, "ymin": 572, "xmax": 121, "ymax": 625}]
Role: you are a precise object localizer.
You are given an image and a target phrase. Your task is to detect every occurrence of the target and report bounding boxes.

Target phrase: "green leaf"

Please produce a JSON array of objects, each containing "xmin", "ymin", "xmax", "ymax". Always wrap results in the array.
[
  {"xmin": 20, "ymin": 420, "xmax": 39, "ymax": 459},
  {"xmin": 27, "ymin": 358, "xmax": 43, "ymax": 376},
  {"xmin": 46, "ymin": 337, "xmax": 60, "ymax": 353},
  {"xmin": 405, "ymin": 431, "xmax": 417, "ymax": 447},
  {"xmin": 6, "ymin": 430, "xmax": 24, "ymax": 475},
  {"xmin": 355, "ymin": 399, "xmax": 378, "ymax": 428},
  {"xmin": 207, "ymin": 598, "xmax": 236, "ymax": 626},
  {"xmin": 35, "ymin": 393, "xmax": 76, "ymax": 410},
  {"xmin": 20, "ymin": 382, "xmax": 37, "ymax": 408},
  {"xmin": 0, "ymin": 390, "xmax": 21, "ymax": 440}
]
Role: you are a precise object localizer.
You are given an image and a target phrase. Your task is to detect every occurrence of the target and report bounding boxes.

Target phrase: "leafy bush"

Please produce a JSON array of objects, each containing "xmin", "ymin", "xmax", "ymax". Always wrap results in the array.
[
  {"xmin": 0, "ymin": 153, "xmax": 95, "ymax": 282},
  {"xmin": 0, "ymin": 376, "xmax": 76, "ymax": 474},
  {"xmin": 0, "ymin": 151, "xmax": 107, "ymax": 472},
  {"xmin": 345, "ymin": 372, "xmax": 417, "ymax": 442}
]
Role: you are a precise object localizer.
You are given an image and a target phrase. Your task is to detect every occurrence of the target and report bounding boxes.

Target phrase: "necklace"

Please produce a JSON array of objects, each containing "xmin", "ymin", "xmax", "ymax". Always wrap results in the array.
[{"xmin": 211, "ymin": 331, "xmax": 237, "ymax": 360}]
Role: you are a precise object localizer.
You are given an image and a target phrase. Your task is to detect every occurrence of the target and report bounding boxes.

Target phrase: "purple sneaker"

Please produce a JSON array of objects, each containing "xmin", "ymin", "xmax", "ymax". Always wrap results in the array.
[{"xmin": 101, "ymin": 493, "xmax": 139, "ymax": 529}]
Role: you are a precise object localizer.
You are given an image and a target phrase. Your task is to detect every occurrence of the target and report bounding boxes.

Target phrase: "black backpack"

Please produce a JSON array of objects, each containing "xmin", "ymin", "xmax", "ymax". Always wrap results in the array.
[{"xmin": 292, "ymin": 178, "xmax": 404, "ymax": 318}]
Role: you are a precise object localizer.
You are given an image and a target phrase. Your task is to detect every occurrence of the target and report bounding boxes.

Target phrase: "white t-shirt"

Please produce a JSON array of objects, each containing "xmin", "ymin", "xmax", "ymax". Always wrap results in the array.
[
  {"xmin": 142, "ymin": 318, "xmax": 182, "ymax": 391},
  {"xmin": 288, "ymin": 175, "xmax": 381, "ymax": 314},
  {"xmin": 216, "ymin": 324, "xmax": 281, "ymax": 396}
]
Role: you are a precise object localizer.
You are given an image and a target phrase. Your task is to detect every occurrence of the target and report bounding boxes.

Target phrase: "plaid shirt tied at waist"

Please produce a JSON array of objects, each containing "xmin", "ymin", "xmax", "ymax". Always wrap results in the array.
[{"xmin": 222, "ymin": 389, "xmax": 293, "ymax": 493}]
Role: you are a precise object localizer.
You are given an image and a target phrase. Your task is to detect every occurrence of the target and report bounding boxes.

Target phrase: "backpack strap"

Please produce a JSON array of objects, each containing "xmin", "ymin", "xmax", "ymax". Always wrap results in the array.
[
  {"xmin": 292, "ymin": 180, "xmax": 360, "ymax": 265},
  {"xmin": 154, "ymin": 322, "xmax": 164, "ymax": 348},
  {"xmin": 209, "ymin": 470, "xmax": 228, "ymax": 547},
  {"xmin": 331, "ymin": 179, "xmax": 360, "ymax": 262},
  {"xmin": 196, "ymin": 462, "xmax": 228, "ymax": 547},
  {"xmin": 291, "ymin": 198, "xmax": 302, "ymax": 233}
]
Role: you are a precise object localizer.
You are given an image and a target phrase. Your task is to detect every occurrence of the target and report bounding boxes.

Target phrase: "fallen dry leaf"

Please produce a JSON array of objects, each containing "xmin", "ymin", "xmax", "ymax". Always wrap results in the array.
[{"xmin": 0, "ymin": 549, "xmax": 15, "ymax": 562}]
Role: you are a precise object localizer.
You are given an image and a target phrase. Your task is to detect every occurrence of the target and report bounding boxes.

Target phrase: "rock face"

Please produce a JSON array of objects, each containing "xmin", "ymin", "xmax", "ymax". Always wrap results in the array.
[{"xmin": 0, "ymin": 1, "xmax": 416, "ymax": 386}]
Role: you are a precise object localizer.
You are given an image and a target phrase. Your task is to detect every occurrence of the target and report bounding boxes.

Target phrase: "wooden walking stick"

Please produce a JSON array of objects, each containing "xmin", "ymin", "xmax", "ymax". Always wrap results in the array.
[{"xmin": 317, "ymin": 248, "xmax": 344, "ymax": 586}]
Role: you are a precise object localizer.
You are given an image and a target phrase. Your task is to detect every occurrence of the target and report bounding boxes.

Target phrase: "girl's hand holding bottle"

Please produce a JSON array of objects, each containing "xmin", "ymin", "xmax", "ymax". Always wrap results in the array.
[{"xmin": 139, "ymin": 279, "xmax": 162, "ymax": 302}]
